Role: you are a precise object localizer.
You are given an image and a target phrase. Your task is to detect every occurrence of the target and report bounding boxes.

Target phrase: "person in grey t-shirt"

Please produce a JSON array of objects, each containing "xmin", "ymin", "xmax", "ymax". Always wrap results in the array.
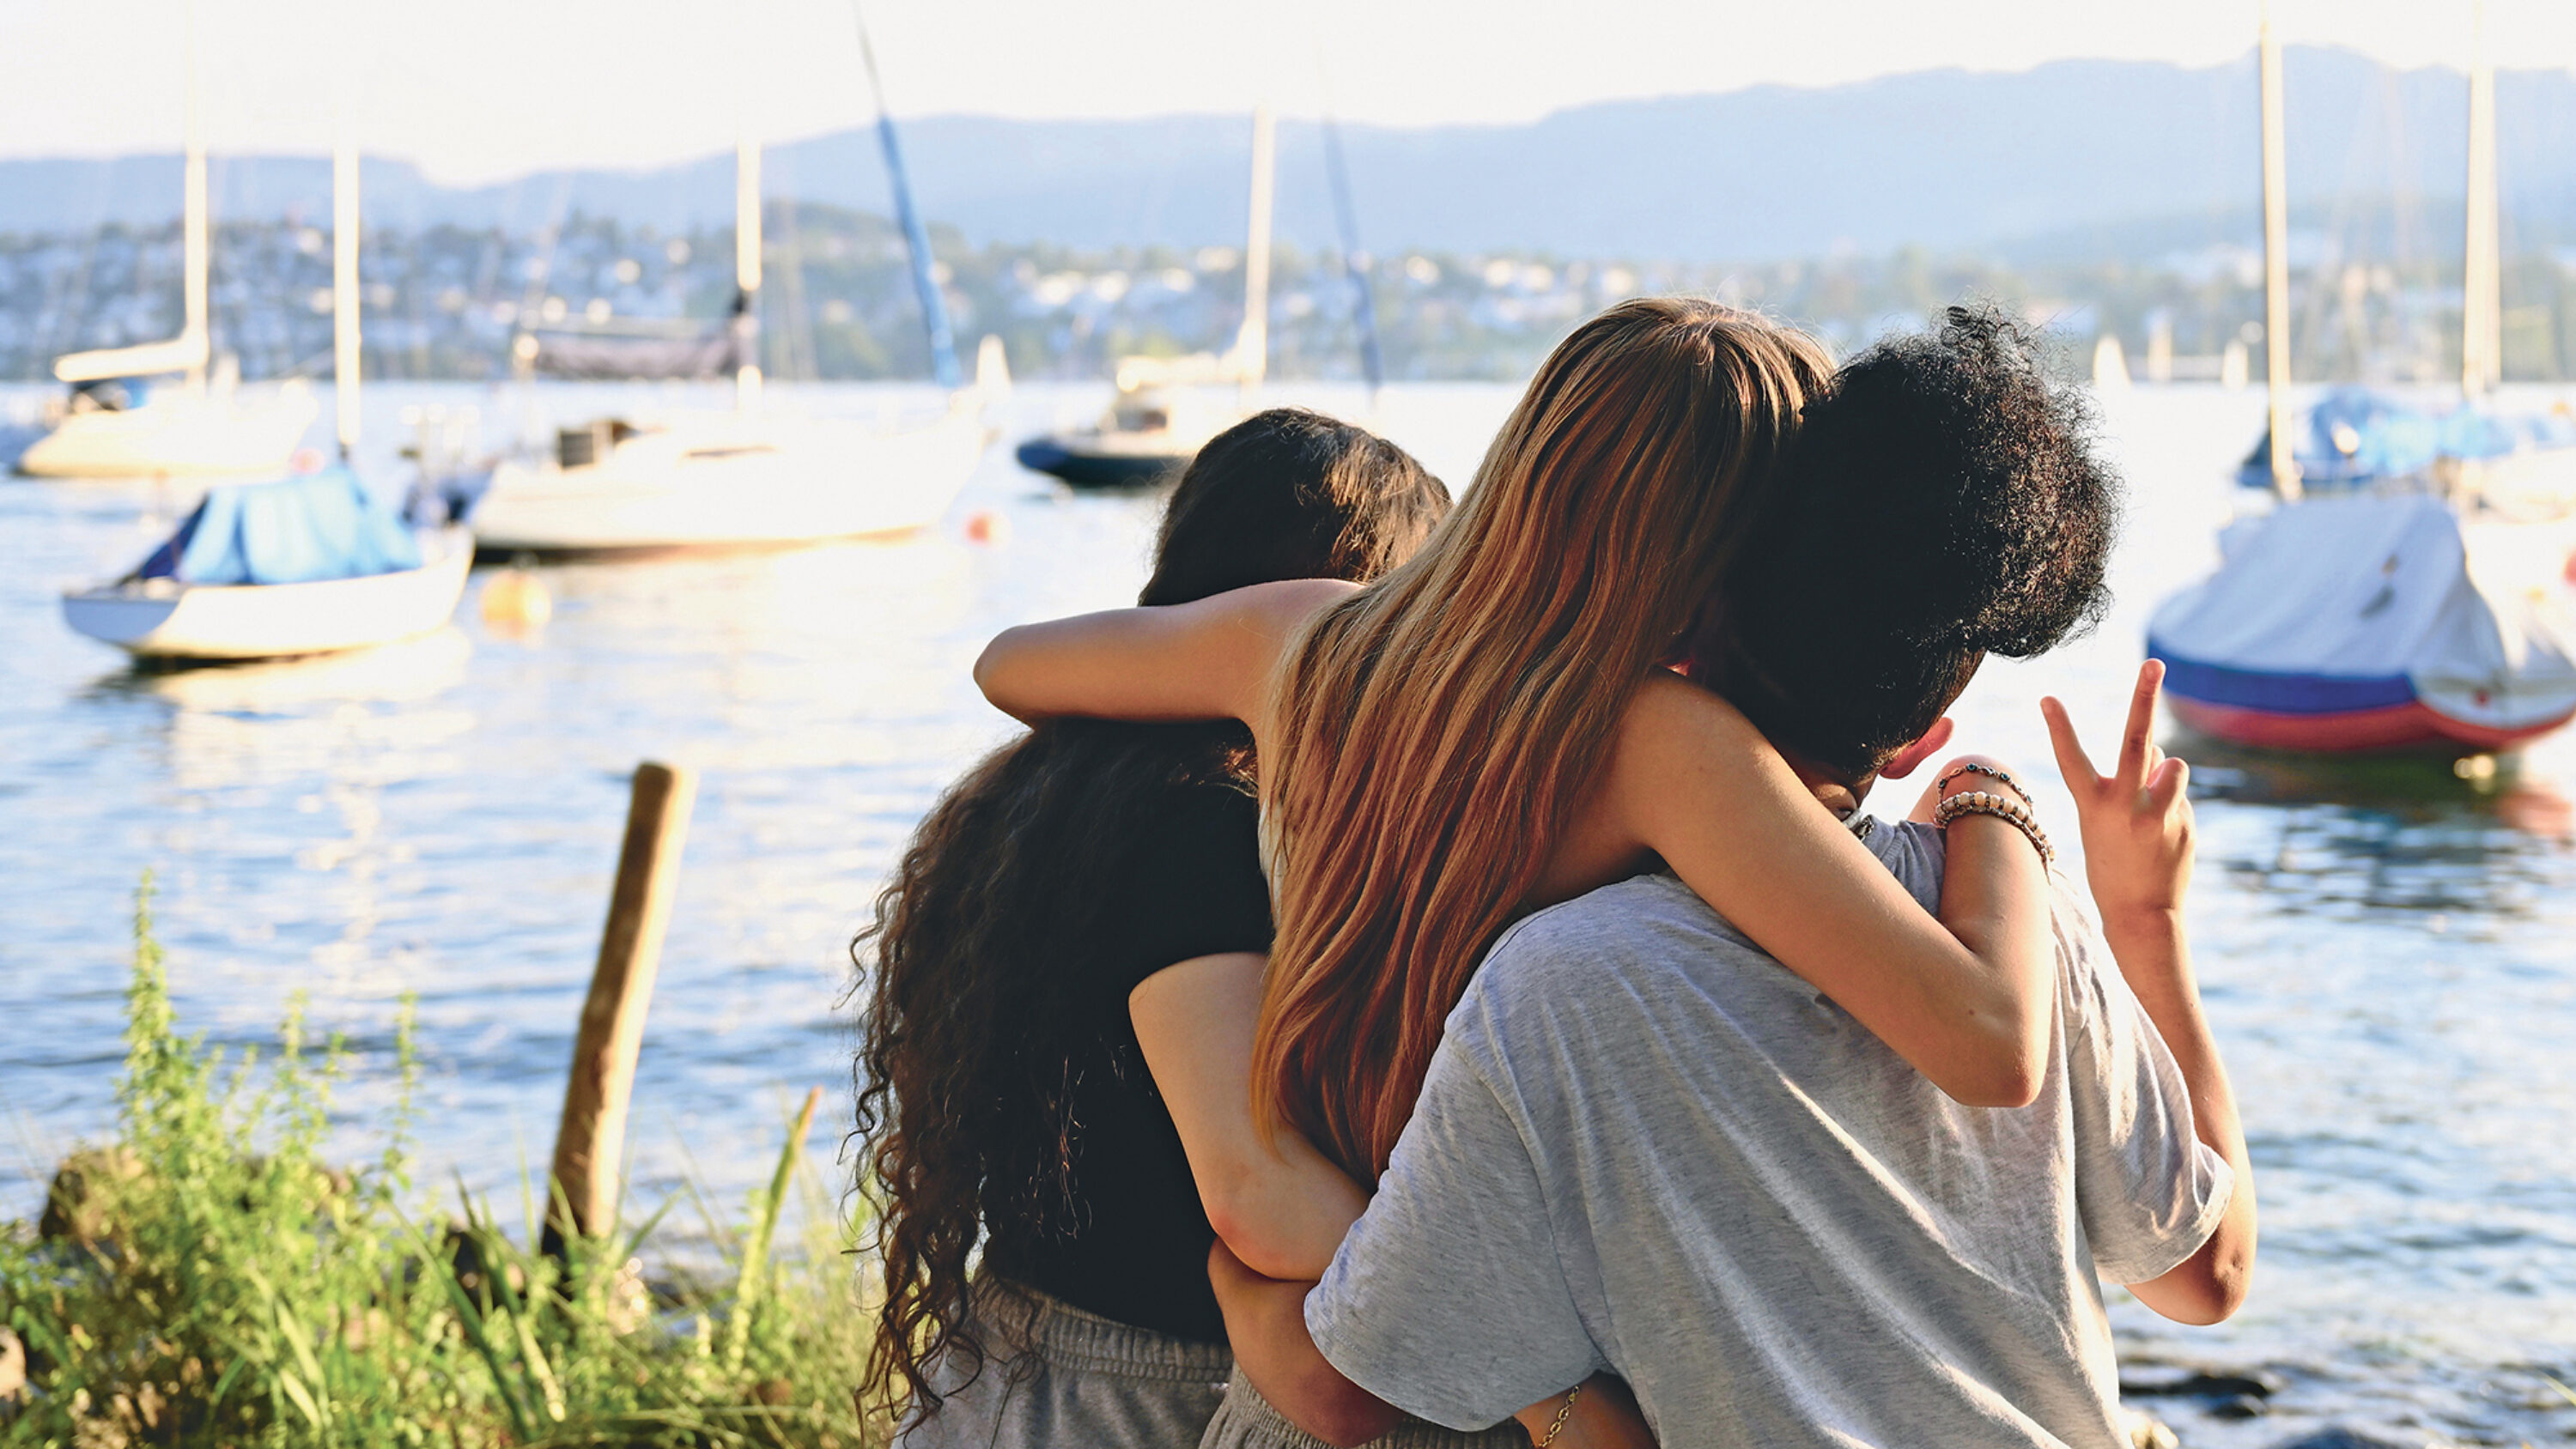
[
  {"xmin": 1297, "ymin": 789, "xmax": 2227, "ymax": 1448},
  {"xmin": 1215, "ymin": 315, "xmax": 2257, "ymax": 1449}
]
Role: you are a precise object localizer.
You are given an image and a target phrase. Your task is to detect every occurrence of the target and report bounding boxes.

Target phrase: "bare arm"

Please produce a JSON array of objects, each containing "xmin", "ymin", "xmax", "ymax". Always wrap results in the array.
[
  {"xmin": 2095, "ymin": 911, "xmax": 2253, "ymax": 1323},
  {"xmin": 971, "ymin": 578, "xmax": 1352, "ymax": 726},
  {"xmin": 1209, "ymin": 1243, "xmax": 1656, "ymax": 1449},
  {"xmin": 1601, "ymin": 676, "xmax": 2057, "ymax": 1108},
  {"xmin": 1132, "ymin": 954, "xmax": 1370, "ymax": 1281},
  {"xmin": 1207, "ymin": 1242, "xmax": 1398, "ymax": 1449},
  {"xmin": 2045, "ymin": 662, "xmax": 2256, "ymax": 1324}
]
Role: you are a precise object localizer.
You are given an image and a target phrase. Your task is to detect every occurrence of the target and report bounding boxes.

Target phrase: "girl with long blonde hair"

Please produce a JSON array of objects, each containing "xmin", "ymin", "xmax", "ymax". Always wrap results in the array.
[{"xmin": 975, "ymin": 299, "xmax": 2058, "ymax": 1443}]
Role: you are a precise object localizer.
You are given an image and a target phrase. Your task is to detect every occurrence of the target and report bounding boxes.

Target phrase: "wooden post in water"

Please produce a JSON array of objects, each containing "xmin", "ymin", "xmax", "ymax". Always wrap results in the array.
[{"xmin": 547, "ymin": 761, "xmax": 698, "ymax": 1249}]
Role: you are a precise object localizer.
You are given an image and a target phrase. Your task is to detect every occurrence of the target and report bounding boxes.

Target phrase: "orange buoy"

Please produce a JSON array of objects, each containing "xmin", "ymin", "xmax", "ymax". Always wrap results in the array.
[
  {"xmin": 963, "ymin": 509, "xmax": 1009, "ymax": 546},
  {"xmin": 480, "ymin": 568, "xmax": 553, "ymax": 631}
]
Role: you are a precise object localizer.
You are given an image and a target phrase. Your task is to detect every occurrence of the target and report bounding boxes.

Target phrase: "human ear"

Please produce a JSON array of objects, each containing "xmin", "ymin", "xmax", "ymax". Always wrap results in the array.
[{"xmin": 1878, "ymin": 717, "xmax": 1957, "ymax": 780}]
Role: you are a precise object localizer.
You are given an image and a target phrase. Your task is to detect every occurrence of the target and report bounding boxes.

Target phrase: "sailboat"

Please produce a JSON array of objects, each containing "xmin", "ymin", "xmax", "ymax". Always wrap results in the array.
[
  {"xmin": 2442, "ymin": 10, "xmax": 2576, "ymax": 513},
  {"xmin": 15, "ymin": 0, "xmax": 316, "ymax": 479},
  {"xmin": 2150, "ymin": 2, "xmax": 2576, "ymax": 753},
  {"xmin": 2226, "ymin": 2, "xmax": 2576, "ymax": 505},
  {"xmin": 465, "ymin": 16, "xmax": 1003, "ymax": 558},
  {"xmin": 62, "ymin": 125, "xmax": 471, "ymax": 660},
  {"xmin": 1015, "ymin": 106, "xmax": 1278, "ymax": 490}
]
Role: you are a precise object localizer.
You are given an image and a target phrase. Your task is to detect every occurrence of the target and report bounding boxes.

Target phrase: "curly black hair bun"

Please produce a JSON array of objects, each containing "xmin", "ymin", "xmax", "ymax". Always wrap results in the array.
[{"xmin": 1689, "ymin": 300, "xmax": 2122, "ymax": 779}]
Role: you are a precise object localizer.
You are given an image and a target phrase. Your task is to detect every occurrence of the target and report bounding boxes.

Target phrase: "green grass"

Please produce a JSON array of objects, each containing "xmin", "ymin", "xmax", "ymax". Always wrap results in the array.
[{"xmin": 0, "ymin": 883, "xmax": 882, "ymax": 1448}]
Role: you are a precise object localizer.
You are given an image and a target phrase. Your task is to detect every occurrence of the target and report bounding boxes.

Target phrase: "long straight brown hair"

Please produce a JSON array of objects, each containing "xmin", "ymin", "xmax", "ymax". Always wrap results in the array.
[{"xmin": 1255, "ymin": 298, "xmax": 1832, "ymax": 1179}]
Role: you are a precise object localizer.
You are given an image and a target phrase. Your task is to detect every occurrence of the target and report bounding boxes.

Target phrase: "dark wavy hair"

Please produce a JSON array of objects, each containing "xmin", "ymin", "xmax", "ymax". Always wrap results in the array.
[
  {"xmin": 851, "ymin": 409, "xmax": 1448, "ymax": 1421},
  {"xmin": 1686, "ymin": 303, "xmax": 2120, "ymax": 778}
]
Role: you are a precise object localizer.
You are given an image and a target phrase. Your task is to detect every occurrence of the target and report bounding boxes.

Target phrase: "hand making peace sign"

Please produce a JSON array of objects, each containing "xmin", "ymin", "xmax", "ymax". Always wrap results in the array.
[{"xmin": 2042, "ymin": 659, "xmax": 2195, "ymax": 925}]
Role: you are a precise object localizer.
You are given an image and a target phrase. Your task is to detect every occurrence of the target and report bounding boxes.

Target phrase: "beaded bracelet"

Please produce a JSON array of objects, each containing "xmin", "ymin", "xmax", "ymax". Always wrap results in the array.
[
  {"xmin": 1934, "ymin": 761, "xmax": 2033, "ymax": 807},
  {"xmin": 1932, "ymin": 789, "xmax": 2057, "ymax": 867}
]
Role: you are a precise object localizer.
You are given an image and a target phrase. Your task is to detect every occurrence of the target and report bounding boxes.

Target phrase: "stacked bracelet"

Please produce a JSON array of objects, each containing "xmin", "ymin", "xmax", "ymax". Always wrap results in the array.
[
  {"xmin": 1932, "ymin": 789, "xmax": 2057, "ymax": 867},
  {"xmin": 1934, "ymin": 761, "xmax": 2032, "ymax": 806}
]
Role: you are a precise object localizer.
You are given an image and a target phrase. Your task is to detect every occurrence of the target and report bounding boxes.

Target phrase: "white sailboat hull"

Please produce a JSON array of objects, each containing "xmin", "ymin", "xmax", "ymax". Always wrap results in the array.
[
  {"xmin": 471, "ymin": 407, "xmax": 984, "ymax": 556},
  {"xmin": 63, "ymin": 527, "xmax": 473, "ymax": 660},
  {"xmin": 16, "ymin": 382, "xmax": 319, "ymax": 478}
]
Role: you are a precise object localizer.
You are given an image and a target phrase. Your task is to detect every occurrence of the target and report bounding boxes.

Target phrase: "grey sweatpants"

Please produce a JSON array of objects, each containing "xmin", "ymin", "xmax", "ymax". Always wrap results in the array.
[
  {"xmin": 896, "ymin": 1280, "xmax": 1235, "ymax": 1449},
  {"xmin": 1197, "ymin": 1374, "xmax": 1525, "ymax": 1449}
]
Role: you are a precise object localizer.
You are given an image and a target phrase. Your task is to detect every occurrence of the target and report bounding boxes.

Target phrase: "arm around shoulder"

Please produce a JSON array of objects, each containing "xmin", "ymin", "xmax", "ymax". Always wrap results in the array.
[
  {"xmin": 972, "ymin": 578, "xmax": 1354, "ymax": 725},
  {"xmin": 1207, "ymin": 1242, "xmax": 1400, "ymax": 1449},
  {"xmin": 1605, "ymin": 676, "xmax": 2054, "ymax": 1108},
  {"xmin": 1131, "ymin": 953, "xmax": 1370, "ymax": 1281}
]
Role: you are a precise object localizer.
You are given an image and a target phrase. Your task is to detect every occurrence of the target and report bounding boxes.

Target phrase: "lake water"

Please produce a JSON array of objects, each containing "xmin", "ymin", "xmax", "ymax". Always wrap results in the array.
[{"xmin": 3, "ymin": 376, "xmax": 2573, "ymax": 1447}]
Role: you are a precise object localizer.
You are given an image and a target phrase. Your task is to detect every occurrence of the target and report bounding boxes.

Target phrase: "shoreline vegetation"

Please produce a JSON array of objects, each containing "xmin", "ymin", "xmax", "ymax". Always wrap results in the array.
[{"xmin": 0, "ymin": 882, "xmax": 882, "ymax": 1448}]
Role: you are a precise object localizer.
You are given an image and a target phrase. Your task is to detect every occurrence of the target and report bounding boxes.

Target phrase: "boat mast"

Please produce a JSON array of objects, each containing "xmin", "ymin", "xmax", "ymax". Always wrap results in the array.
[
  {"xmin": 852, "ymin": 1, "xmax": 961, "ymax": 390},
  {"xmin": 1235, "ymin": 103, "xmax": 1276, "ymax": 399},
  {"xmin": 2462, "ymin": 0, "xmax": 2500, "ymax": 397},
  {"xmin": 2259, "ymin": 0, "xmax": 2298, "ymax": 500},
  {"xmin": 181, "ymin": 0, "xmax": 209, "ymax": 393},
  {"xmin": 52, "ymin": 0, "xmax": 215, "ymax": 391},
  {"xmin": 1321, "ymin": 113, "xmax": 1386, "ymax": 409},
  {"xmin": 736, "ymin": 127, "xmax": 763, "ymax": 415},
  {"xmin": 333, "ymin": 120, "xmax": 361, "ymax": 456}
]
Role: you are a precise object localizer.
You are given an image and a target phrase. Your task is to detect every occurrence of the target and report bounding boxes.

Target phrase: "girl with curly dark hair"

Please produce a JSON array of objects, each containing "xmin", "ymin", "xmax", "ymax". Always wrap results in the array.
[{"xmin": 854, "ymin": 408, "xmax": 1450, "ymax": 1447}]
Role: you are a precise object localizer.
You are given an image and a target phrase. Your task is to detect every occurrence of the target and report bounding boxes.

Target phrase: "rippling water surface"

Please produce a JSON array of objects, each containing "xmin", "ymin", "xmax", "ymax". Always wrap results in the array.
[{"xmin": 3, "ymin": 378, "xmax": 2572, "ymax": 1446}]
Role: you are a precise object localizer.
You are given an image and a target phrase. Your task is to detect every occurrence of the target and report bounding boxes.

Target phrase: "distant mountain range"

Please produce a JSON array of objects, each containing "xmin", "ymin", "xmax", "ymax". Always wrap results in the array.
[{"xmin": 6, "ymin": 45, "xmax": 2573, "ymax": 263}]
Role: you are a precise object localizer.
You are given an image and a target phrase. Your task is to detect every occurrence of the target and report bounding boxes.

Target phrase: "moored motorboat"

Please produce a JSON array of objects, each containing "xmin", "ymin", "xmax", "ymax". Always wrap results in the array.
[
  {"xmin": 1013, "ymin": 431, "xmax": 1189, "ymax": 491},
  {"xmin": 1018, "ymin": 106, "xmax": 1277, "ymax": 491},
  {"xmin": 63, "ymin": 468, "xmax": 472, "ymax": 660},
  {"xmin": 1014, "ymin": 365, "xmax": 1243, "ymax": 490}
]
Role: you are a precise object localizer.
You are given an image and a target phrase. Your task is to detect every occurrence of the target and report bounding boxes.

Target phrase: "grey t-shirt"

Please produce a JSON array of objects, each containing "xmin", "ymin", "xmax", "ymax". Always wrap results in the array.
[{"xmin": 1305, "ymin": 822, "xmax": 2232, "ymax": 1449}]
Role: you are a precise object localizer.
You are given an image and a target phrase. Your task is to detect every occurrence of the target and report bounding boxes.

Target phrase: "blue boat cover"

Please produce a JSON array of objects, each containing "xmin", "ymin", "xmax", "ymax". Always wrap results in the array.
[
  {"xmin": 2237, "ymin": 387, "xmax": 2576, "ymax": 491},
  {"xmin": 137, "ymin": 466, "xmax": 422, "ymax": 585}
]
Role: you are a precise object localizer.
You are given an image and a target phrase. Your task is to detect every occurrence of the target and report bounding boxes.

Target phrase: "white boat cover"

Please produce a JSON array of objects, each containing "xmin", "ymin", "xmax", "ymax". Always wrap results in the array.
[{"xmin": 2148, "ymin": 494, "xmax": 2576, "ymax": 734}]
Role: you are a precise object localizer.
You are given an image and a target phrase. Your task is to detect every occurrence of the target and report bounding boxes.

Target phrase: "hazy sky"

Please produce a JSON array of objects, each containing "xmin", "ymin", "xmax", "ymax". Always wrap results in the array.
[{"xmin": 3, "ymin": 0, "xmax": 2571, "ymax": 184}]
